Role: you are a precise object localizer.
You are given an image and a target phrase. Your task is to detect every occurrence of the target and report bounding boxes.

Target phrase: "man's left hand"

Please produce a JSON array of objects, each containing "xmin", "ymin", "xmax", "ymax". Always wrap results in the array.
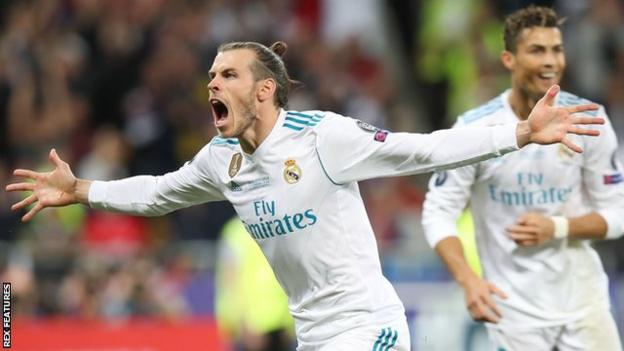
[{"xmin": 506, "ymin": 212, "xmax": 556, "ymax": 247}]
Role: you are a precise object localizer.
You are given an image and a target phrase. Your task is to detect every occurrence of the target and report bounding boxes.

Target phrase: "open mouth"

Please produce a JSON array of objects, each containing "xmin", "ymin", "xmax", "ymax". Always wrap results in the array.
[
  {"xmin": 210, "ymin": 99, "xmax": 229, "ymax": 126},
  {"xmin": 538, "ymin": 72, "xmax": 557, "ymax": 80}
]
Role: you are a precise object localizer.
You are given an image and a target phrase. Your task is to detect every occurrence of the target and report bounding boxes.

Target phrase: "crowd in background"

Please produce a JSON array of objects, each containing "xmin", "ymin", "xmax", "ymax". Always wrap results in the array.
[{"xmin": 1, "ymin": 0, "xmax": 623, "ymax": 344}]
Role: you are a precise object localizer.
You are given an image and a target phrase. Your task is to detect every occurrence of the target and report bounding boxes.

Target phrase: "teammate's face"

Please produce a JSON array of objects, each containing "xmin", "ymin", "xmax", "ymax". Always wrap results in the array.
[
  {"xmin": 207, "ymin": 49, "xmax": 259, "ymax": 138},
  {"xmin": 503, "ymin": 27, "xmax": 565, "ymax": 100}
]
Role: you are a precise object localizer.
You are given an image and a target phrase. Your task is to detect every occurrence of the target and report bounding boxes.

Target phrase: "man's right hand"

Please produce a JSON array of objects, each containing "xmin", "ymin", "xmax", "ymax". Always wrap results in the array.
[
  {"xmin": 461, "ymin": 276, "xmax": 507, "ymax": 323},
  {"xmin": 5, "ymin": 149, "xmax": 91, "ymax": 222}
]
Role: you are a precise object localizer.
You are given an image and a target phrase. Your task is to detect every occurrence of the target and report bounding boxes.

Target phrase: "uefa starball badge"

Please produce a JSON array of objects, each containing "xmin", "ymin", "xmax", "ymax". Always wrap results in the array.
[
  {"xmin": 283, "ymin": 159, "xmax": 302, "ymax": 184},
  {"xmin": 229, "ymin": 152, "xmax": 243, "ymax": 178},
  {"xmin": 356, "ymin": 120, "xmax": 378, "ymax": 133}
]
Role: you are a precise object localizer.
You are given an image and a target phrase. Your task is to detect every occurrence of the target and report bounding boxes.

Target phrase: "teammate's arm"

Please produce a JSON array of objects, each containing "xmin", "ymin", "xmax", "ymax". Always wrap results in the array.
[
  {"xmin": 507, "ymin": 212, "xmax": 610, "ymax": 247},
  {"xmin": 423, "ymin": 166, "xmax": 507, "ymax": 324},
  {"xmin": 435, "ymin": 237, "xmax": 507, "ymax": 323}
]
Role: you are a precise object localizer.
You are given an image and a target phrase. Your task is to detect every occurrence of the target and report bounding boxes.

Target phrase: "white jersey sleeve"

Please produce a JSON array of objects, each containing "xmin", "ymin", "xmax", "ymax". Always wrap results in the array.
[
  {"xmin": 421, "ymin": 164, "xmax": 477, "ymax": 248},
  {"xmin": 88, "ymin": 144, "xmax": 225, "ymax": 216},
  {"xmin": 314, "ymin": 113, "xmax": 518, "ymax": 184},
  {"xmin": 420, "ymin": 117, "xmax": 479, "ymax": 248},
  {"xmin": 581, "ymin": 107, "xmax": 624, "ymax": 239}
]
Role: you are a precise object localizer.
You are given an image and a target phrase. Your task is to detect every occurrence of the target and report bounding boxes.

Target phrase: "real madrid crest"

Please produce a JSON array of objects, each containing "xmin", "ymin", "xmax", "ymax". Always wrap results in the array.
[
  {"xmin": 229, "ymin": 152, "xmax": 243, "ymax": 178},
  {"xmin": 283, "ymin": 159, "xmax": 302, "ymax": 184}
]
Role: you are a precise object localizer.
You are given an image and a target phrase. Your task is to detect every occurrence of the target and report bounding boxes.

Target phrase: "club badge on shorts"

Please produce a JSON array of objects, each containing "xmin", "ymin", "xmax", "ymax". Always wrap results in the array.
[
  {"xmin": 283, "ymin": 159, "xmax": 302, "ymax": 184},
  {"xmin": 229, "ymin": 152, "xmax": 242, "ymax": 178}
]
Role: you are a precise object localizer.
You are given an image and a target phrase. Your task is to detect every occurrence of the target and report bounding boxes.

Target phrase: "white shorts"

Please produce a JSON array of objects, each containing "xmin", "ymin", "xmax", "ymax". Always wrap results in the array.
[
  {"xmin": 487, "ymin": 307, "xmax": 622, "ymax": 351},
  {"xmin": 297, "ymin": 317, "xmax": 410, "ymax": 351}
]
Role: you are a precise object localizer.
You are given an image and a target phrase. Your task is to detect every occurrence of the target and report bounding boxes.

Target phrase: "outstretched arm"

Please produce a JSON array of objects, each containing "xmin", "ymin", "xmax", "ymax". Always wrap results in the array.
[
  {"xmin": 316, "ymin": 85, "xmax": 603, "ymax": 184},
  {"xmin": 6, "ymin": 149, "xmax": 91, "ymax": 222},
  {"xmin": 6, "ymin": 146, "xmax": 225, "ymax": 222}
]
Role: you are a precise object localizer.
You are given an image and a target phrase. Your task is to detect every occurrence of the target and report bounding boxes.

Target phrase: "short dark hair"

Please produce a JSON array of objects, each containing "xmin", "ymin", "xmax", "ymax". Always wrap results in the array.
[
  {"xmin": 218, "ymin": 41, "xmax": 295, "ymax": 108},
  {"xmin": 503, "ymin": 5, "xmax": 564, "ymax": 52}
]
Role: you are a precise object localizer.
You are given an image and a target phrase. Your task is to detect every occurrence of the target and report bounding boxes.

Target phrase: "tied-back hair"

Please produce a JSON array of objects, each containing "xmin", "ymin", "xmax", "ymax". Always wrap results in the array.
[
  {"xmin": 503, "ymin": 5, "xmax": 565, "ymax": 52},
  {"xmin": 218, "ymin": 41, "xmax": 299, "ymax": 108}
]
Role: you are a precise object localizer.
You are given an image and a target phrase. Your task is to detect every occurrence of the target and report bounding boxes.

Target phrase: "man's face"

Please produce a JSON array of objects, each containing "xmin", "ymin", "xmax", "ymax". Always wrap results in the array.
[
  {"xmin": 208, "ymin": 49, "xmax": 259, "ymax": 138},
  {"xmin": 507, "ymin": 27, "xmax": 565, "ymax": 100}
]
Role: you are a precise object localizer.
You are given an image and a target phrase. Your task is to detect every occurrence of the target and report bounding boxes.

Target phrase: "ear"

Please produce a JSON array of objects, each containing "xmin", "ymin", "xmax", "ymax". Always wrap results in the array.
[
  {"xmin": 501, "ymin": 50, "xmax": 515, "ymax": 71},
  {"xmin": 257, "ymin": 78, "xmax": 277, "ymax": 103}
]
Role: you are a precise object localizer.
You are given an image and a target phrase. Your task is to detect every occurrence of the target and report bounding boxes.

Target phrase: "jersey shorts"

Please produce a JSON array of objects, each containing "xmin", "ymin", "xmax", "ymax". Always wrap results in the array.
[
  {"xmin": 297, "ymin": 316, "xmax": 410, "ymax": 351},
  {"xmin": 487, "ymin": 306, "xmax": 622, "ymax": 351}
]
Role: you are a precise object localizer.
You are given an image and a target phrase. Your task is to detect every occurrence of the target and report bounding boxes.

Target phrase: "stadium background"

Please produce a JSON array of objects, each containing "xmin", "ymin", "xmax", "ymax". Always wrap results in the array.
[{"xmin": 0, "ymin": 0, "xmax": 623, "ymax": 349}]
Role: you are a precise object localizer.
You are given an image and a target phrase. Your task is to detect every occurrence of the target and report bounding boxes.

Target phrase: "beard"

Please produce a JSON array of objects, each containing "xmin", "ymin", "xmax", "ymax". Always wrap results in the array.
[
  {"xmin": 228, "ymin": 92, "xmax": 257, "ymax": 138},
  {"xmin": 234, "ymin": 93, "xmax": 257, "ymax": 137}
]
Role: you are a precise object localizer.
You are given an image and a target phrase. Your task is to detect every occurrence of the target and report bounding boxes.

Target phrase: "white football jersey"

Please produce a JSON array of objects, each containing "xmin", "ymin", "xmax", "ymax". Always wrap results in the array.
[
  {"xmin": 423, "ymin": 90, "xmax": 624, "ymax": 328},
  {"xmin": 89, "ymin": 109, "xmax": 519, "ymax": 343}
]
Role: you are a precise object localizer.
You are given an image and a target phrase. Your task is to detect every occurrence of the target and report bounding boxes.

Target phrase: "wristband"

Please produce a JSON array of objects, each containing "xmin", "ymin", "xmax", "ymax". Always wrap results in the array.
[{"xmin": 551, "ymin": 216, "xmax": 569, "ymax": 239}]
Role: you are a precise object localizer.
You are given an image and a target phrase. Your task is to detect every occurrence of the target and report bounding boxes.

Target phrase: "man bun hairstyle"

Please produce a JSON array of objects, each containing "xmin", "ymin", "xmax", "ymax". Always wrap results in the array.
[
  {"xmin": 504, "ymin": 5, "xmax": 565, "ymax": 53},
  {"xmin": 270, "ymin": 41, "xmax": 288, "ymax": 57},
  {"xmin": 218, "ymin": 41, "xmax": 297, "ymax": 108}
]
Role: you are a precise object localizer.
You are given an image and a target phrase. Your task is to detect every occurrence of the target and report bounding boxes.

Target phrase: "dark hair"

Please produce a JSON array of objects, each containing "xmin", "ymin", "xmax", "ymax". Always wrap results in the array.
[
  {"xmin": 503, "ymin": 5, "xmax": 564, "ymax": 52},
  {"xmin": 218, "ymin": 41, "xmax": 296, "ymax": 108}
]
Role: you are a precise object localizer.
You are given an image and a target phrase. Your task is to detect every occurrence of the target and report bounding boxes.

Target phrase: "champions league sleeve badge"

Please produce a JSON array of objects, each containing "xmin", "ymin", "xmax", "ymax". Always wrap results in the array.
[
  {"xmin": 229, "ymin": 152, "xmax": 243, "ymax": 178},
  {"xmin": 374, "ymin": 130, "xmax": 388, "ymax": 142},
  {"xmin": 356, "ymin": 120, "xmax": 388, "ymax": 142},
  {"xmin": 283, "ymin": 159, "xmax": 302, "ymax": 184}
]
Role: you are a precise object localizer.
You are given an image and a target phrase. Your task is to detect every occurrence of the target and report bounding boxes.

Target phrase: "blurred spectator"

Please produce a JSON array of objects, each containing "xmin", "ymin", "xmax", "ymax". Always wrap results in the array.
[
  {"xmin": 557, "ymin": 0, "xmax": 624, "ymax": 103},
  {"xmin": 416, "ymin": 0, "xmax": 507, "ymax": 129}
]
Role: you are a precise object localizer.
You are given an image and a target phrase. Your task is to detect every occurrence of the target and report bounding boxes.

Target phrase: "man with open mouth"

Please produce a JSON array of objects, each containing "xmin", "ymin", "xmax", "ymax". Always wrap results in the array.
[
  {"xmin": 6, "ymin": 39, "xmax": 605, "ymax": 350},
  {"xmin": 423, "ymin": 6, "xmax": 623, "ymax": 351}
]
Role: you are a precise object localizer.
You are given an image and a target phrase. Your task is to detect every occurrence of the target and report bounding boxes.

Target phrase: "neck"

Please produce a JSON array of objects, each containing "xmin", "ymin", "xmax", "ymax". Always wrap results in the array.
[
  {"xmin": 508, "ymin": 85, "xmax": 539, "ymax": 121},
  {"xmin": 238, "ymin": 104, "xmax": 281, "ymax": 154}
]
